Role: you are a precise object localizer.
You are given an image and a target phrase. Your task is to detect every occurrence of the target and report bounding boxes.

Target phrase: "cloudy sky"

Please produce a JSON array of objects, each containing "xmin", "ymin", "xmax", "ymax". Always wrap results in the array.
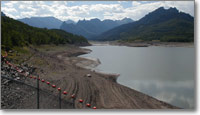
[{"xmin": 1, "ymin": 1, "xmax": 194, "ymax": 22}]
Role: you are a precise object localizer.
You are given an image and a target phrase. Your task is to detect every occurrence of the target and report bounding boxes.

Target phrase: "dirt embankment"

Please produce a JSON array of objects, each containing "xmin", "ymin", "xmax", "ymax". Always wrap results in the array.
[{"xmin": 1, "ymin": 45, "xmax": 179, "ymax": 109}]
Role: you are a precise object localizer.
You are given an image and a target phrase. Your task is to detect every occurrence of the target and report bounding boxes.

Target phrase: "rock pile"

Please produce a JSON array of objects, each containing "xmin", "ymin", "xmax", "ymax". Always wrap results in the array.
[{"xmin": 1, "ymin": 55, "xmax": 36, "ymax": 109}]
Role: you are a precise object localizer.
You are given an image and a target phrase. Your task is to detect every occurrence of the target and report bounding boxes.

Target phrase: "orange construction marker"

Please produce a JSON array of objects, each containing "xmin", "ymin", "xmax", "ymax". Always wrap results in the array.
[
  {"xmin": 63, "ymin": 91, "xmax": 67, "ymax": 94},
  {"xmin": 46, "ymin": 82, "xmax": 50, "ymax": 85},
  {"xmin": 79, "ymin": 99, "xmax": 83, "ymax": 103},
  {"xmin": 52, "ymin": 85, "xmax": 56, "ymax": 88},
  {"xmin": 71, "ymin": 94, "xmax": 75, "ymax": 98},
  {"xmin": 86, "ymin": 103, "xmax": 91, "ymax": 107}
]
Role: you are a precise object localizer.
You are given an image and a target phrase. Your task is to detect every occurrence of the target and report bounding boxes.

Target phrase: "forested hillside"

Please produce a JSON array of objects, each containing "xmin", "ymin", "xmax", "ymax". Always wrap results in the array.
[
  {"xmin": 95, "ymin": 7, "xmax": 194, "ymax": 42},
  {"xmin": 1, "ymin": 15, "xmax": 89, "ymax": 50}
]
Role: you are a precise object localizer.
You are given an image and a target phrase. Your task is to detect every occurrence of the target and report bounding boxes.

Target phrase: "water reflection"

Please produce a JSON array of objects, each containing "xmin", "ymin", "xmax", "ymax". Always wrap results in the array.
[
  {"xmin": 80, "ymin": 45, "xmax": 195, "ymax": 109},
  {"xmin": 121, "ymin": 80, "xmax": 194, "ymax": 108}
]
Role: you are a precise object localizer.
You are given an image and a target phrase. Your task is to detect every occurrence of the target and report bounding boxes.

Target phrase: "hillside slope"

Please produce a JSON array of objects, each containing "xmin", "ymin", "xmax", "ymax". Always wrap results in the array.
[
  {"xmin": 1, "ymin": 16, "xmax": 89, "ymax": 50},
  {"xmin": 95, "ymin": 7, "xmax": 194, "ymax": 42}
]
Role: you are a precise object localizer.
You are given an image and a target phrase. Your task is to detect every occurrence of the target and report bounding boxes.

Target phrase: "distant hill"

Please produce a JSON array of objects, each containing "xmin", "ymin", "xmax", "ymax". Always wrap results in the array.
[
  {"xmin": 65, "ymin": 20, "xmax": 75, "ymax": 24},
  {"xmin": 2, "ymin": 15, "xmax": 89, "ymax": 50},
  {"xmin": 60, "ymin": 18, "xmax": 133, "ymax": 39},
  {"xmin": 116, "ymin": 17, "xmax": 134, "ymax": 25},
  {"xmin": 18, "ymin": 17, "xmax": 63, "ymax": 29},
  {"xmin": 95, "ymin": 7, "xmax": 194, "ymax": 42}
]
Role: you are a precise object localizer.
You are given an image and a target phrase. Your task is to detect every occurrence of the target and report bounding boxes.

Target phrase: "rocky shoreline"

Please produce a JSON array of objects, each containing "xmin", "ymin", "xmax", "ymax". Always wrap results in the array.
[
  {"xmin": 90, "ymin": 41, "xmax": 194, "ymax": 48},
  {"xmin": 1, "ymin": 45, "xmax": 179, "ymax": 109},
  {"xmin": 1, "ymin": 56, "xmax": 37, "ymax": 109}
]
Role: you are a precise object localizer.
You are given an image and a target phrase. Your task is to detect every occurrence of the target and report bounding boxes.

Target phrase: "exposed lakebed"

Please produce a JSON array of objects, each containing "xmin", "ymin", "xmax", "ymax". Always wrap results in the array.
[{"xmin": 79, "ymin": 44, "xmax": 195, "ymax": 109}]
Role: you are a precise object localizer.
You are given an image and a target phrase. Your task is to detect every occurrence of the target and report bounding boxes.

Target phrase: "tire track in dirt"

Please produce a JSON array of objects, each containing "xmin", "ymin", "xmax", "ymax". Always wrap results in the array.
[{"xmin": 20, "ymin": 46, "xmax": 179, "ymax": 109}]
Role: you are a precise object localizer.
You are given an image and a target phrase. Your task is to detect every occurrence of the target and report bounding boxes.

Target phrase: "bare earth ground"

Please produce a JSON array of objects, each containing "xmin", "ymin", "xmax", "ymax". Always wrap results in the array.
[{"xmin": 1, "ymin": 44, "xmax": 179, "ymax": 109}]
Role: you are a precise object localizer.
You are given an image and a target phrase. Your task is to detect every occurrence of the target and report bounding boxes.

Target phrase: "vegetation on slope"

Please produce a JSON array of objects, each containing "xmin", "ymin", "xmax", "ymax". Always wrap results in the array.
[
  {"xmin": 1, "ymin": 16, "xmax": 89, "ymax": 51},
  {"xmin": 95, "ymin": 7, "xmax": 194, "ymax": 42}
]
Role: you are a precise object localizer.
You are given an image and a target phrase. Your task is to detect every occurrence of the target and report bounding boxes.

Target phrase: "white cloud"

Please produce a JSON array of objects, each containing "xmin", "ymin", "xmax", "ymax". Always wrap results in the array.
[
  {"xmin": 90, "ymin": 4, "xmax": 122, "ymax": 12},
  {"xmin": 19, "ymin": 5, "xmax": 25, "ymax": 9},
  {"xmin": 163, "ymin": 1, "xmax": 194, "ymax": 16},
  {"xmin": 132, "ymin": 1, "xmax": 142, "ymax": 7},
  {"xmin": 4, "ymin": 1, "xmax": 18, "ymax": 7},
  {"xmin": 21, "ymin": 11, "xmax": 36, "ymax": 17},
  {"xmin": 21, "ymin": 1, "xmax": 33, "ymax": 4},
  {"xmin": 104, "ymin": 1, "xmax": 194, "ymax": 21},
  {"xmin": 2, "ymin": 7, "xmax": 17, "ymax": 13},
  {"xmin": 1, "ymin": 1, "xmax": 194, "ymax": 22}
]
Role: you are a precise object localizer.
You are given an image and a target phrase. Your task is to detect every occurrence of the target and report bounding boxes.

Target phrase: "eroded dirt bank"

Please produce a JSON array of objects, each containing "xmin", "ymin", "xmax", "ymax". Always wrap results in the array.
[{"xmin": 1, "ymin": 45, "xmax": 179, "ymax": 109}]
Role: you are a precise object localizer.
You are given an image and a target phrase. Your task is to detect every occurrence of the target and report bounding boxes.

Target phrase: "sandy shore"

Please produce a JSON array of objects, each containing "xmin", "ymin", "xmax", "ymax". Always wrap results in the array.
[{"xmin": 2, "ymin": 44, "xmax": 179, "ymax": 109}]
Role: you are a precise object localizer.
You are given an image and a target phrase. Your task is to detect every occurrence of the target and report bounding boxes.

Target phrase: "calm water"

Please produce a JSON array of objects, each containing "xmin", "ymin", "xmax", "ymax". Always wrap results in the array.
[{"xmin": 80, "ymin": 45, "xmax": 195, "ymax": 109}]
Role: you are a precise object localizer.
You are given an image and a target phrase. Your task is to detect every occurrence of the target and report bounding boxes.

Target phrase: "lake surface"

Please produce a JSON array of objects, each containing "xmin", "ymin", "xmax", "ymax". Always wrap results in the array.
[{"xmin": 80, "ymin": 45, "xmax": 195, "ymax": 109}]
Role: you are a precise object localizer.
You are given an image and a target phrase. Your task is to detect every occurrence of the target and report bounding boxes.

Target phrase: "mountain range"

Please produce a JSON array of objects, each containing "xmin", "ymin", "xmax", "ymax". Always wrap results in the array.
[
  {"xmin": 1, "ymin": 13, "xmax": 88, "ymax": 50},
  {"xmin": 95, "ymin": 7, "xmax": 194, "ymax": 42},
  {"xmin": 60, "ymin": 18, "xmax": 133, "ymax": 39},
  {"xmin": 18, "ymin": 17, "xmax": 63, "ymax": 29},
  {"xmin": 18, "ymin": 16, "xmax": 133, "ymax": 39},
  {"xmin": 65, "ymin": 20, "xmax": 75, "ymax": 24},
  {"xmin": 6, "ymin": 6, "xmax": 194, "ymax": 42}
]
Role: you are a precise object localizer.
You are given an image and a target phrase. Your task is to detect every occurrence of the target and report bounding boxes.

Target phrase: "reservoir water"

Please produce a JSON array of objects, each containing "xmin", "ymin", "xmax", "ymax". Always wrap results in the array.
[{"xmin": 80, "ymin": 45, "xmax": 195, "ymax": 109}]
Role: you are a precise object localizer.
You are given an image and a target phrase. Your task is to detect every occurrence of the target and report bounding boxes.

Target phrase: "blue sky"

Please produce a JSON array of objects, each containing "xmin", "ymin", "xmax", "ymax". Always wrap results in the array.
[{"xmin": 1, "ymin": 1, "xmax": 194, "ymax": 22}]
